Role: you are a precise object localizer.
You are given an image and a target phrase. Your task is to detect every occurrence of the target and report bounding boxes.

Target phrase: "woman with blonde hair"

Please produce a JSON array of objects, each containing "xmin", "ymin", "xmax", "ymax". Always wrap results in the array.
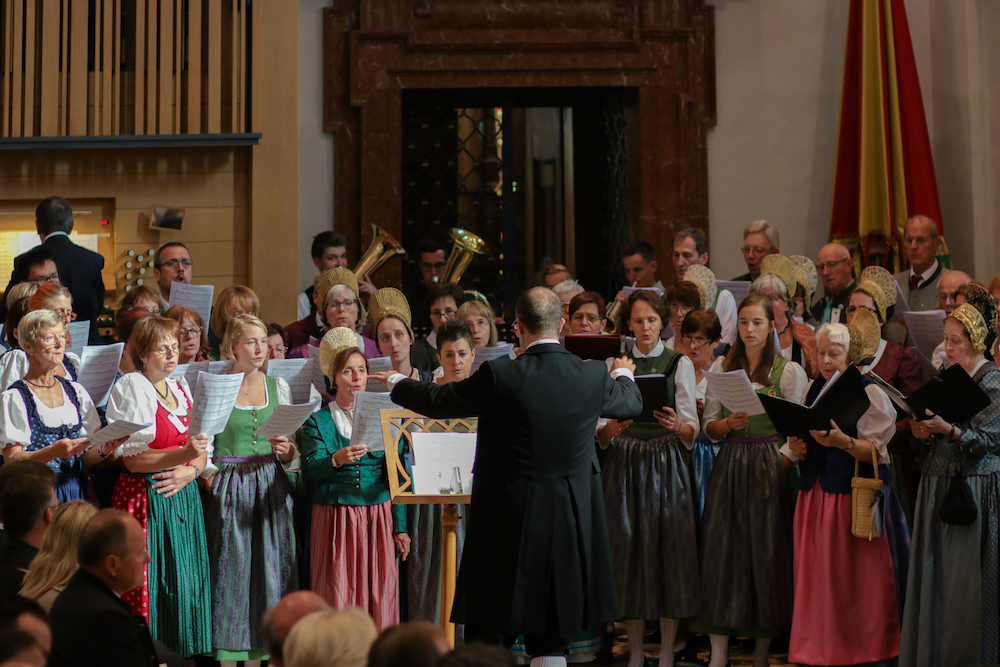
[
  {"xmin": 284, "ymin": 607, "xmax": 377, "ymax": 667},
  {"xmin": 457, "ymin": 298, "xmax": 499, "ymax": 349},
  {"xmin": 19, "ymin": 499, "xmax": 98, "ymax": 611},
  {"xmin": 209, "ymin": 285, "xmax": 261, "ymax": 359},
  {"xmin": 207, "ymin": 313, "xmax": 297, "ymax": 664}
]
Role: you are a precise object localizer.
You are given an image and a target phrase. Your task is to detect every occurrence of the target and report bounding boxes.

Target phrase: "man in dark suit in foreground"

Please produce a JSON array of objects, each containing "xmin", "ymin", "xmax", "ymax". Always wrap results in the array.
[
  {"xmin": 386, "ymin": 287, "xmax": 642, "ymax": 667},
  {"xmin": 2, "ymin": 197, "xmax": 105, "ymax": 344},
  {"xmin": 48, "ymin": 510, "xmax": 159, "ymax": 667}
]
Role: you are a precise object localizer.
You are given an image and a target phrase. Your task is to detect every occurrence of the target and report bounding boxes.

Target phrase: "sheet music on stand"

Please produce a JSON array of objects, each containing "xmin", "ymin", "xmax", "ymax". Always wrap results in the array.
[
  {"xmin": 169, "ymin": 282, "xmax": 214, "ymax": 332},
  {"xmin": 77, "ymin": 343, "xmax": 124, "ymax": 406},
  {"xmin": 410, "ymin": 432, "xmax": 476, "ymax": 495},
  {"xmin": 903, "ymin": 310, "xmax": 946, "ymax": 358}
]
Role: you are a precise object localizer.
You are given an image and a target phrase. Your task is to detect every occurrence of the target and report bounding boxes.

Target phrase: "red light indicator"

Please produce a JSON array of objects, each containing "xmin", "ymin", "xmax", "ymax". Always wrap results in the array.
[{"xmin": 99, "ymin": 219, "xmax": 109, "ymax": 225}]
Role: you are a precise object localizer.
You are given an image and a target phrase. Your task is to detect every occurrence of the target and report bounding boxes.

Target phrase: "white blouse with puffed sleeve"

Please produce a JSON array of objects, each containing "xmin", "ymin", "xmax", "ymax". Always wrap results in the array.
[{"xmin": 105, "ymin": 372, "xmax": 193, "ymax": 458}]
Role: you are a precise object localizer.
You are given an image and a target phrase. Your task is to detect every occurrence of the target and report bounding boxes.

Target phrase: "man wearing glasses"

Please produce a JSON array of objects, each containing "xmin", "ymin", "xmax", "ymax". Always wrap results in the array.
[
  {"xmin": 892, "ymin": 214, "xmax": 951, "ymax": 312},
  {"xmin": 153, "ymin": 242, "xmax": 195, "ymax": 311},
  {"xmin": 810, "ymin": 243, "xmax": 856, "ymax": 325},
  {"xmin": 1, "ymin": 197, "xmax": 105, "ymax": 344},
  {"xmin": 731, "ymin": 219, "xmax": 780, "ymax": 281}
]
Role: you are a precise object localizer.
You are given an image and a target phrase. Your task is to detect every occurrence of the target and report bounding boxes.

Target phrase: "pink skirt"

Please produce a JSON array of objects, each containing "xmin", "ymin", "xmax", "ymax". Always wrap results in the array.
[
  {"xmin": 310, "ymin": 502, "xmax": 399, "ymax": 631},
  {"xmin": 789, "ymin": 486, "xmax": 900, "ymax": 665}
]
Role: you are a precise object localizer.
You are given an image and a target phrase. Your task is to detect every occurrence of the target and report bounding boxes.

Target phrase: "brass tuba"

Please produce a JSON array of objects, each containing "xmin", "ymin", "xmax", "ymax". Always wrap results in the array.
[
  {"xmin": 603, "ymin": 281, "xmax": 636, "ymax": 335},
  {"xmin": 438, "ymin": 227, "xmax": 489, "ymax": 284},
  {"xmin": 353, "ymin": 224, "xmax": 407, "ymax": 279}
]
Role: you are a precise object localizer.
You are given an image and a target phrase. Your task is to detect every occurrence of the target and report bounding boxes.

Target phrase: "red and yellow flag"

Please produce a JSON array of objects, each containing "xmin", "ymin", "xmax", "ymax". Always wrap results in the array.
[{"xmin": 829, "ymin": 0, "xmax": 942, "ymax": 271}]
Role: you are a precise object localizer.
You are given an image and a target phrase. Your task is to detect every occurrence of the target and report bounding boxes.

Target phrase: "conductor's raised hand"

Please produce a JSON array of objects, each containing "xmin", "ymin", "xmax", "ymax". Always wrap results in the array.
[
  {"xmin": 787, "ymin": 436, "xmax": 808, "ymax": 460},
  {"xmin": 369, "ymin": 370, "xmax": 397, "ymax": 385},
  {"xmin": 610, "ymin": 357, "xmax": 636, "ymax": 374}
]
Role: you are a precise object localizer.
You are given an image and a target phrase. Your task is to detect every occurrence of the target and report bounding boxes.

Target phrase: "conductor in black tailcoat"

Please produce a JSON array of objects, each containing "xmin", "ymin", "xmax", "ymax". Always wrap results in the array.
[
  {"xmin": 387, "ymin": 287, "xmax": 642, "ymax": 667},
  {"xmin": 1, "ymin": 197, "xmax": 105, "ymax": 344}
]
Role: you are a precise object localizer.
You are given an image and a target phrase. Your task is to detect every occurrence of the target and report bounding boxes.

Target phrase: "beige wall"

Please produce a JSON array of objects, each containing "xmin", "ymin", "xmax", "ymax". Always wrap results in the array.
[{"xmin": 708, "ymin": 0, "xmax": 1000, "ymax": 286}]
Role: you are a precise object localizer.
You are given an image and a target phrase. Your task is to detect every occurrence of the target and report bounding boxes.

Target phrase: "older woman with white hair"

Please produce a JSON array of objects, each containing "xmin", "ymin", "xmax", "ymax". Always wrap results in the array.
[
  {"xmin": 782, "ymin": 311, "xmax": 907, "ymax": 666},
  {"xmin": 0, "ymin": 310, "xmax": 113, "ymax": 501},
  {"xmin": 552, "ymin": 279, "xmax": 585, "ymax": 336},
  {"xmin": 750, "ymin": 254, "xmax": 818, "ymax": 378}
]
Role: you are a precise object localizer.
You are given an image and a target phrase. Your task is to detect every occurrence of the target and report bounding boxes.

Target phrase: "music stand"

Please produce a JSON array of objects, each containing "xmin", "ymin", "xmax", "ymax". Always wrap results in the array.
[{"xmin": 381, "ymin": 409, "xmax": 475, "ymax": 646}]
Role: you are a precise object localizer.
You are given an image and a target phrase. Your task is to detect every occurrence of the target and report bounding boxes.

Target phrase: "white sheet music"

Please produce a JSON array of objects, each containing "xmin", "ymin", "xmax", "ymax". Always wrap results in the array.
[
  {"xmin": 254, "ymin": 401, "xmax": 321, "ymax": 440},
  {"xmin": 168, "ymin": 282, "xmax": 214, "ymax": 331},
  {"xmin": 170, "ymin": 361, "xmax": 210, "ymax": 388},
  {"xmin": 266, "ymin": 358, "xmax": 315, "ymax": 403},
  {"xmin": 66, "ymin": 320, "xmax": 90, "ymax": 357},
  {"xmin": 207, "ymin": 360, "xmax": 233, "ymax": 375},
  {"xmin": 410, "ymin": 432, "xmax": 477, "ymax": 495},
  {"xmin": 365, "ymin": 357, "xmax": 394, "ymax": 392},
  {"xmin": 87, "ymin": 420, "xmax": 152, "ymax": 448},
  {"xmin": 470, "ymin": 342, "xmax": 515, "ymax": 375},
  {"xmin": 350, "ymin": 391, "xmax": 400, "ymax": 452},
  {"xmin": 189, "ymin": 371, "xmax": 244, "ymax": 436},
  {"xmin": 703, "ymin": 369, "xmax": 766, "ymax": 416},
  {"xmin": 903, "ymin": 310, "xmax": 946, "ymax": 358},
  {"xmin": 717, "ymin": 280, "xmax": 751, "ymax": 306},
  {"xmin": 307, "ymin": 345, "xmax": 327, "ymax": 396},
  {"xmin": 77, "ymin": 343, "xmax": 124, "ymax": 406}
]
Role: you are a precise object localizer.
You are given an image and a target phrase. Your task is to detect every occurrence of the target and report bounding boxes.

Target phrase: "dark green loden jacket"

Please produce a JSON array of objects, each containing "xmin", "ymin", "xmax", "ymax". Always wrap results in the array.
[{"xmin": 301, "ymin": 407, "xmax": 406, "ymax": 533}]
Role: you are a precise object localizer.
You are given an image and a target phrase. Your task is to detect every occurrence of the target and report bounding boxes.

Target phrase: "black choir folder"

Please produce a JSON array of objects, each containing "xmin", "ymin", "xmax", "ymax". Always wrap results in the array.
[
  {"xmin": 633, "ymin": 374, "xmax": 666, "ymax": 423},
  {"xmin": 758, "ymin": 366, "xmax": 871, "ymax": 438},
  {"xmin": 564, "ymin": 334, "xmax": 621, "ymax": 361},
  {"xmin": 871, "ymin": 364, "xmax": 991, "ymax": 424}
]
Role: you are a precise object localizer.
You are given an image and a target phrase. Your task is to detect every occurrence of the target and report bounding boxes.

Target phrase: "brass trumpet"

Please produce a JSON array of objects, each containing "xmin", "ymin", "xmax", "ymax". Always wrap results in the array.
[
  {"xmin": 353, "ymin": 224, "xmax": 407, "ymax": 279},
  {"xmin": 603, "ymin": 281, "xmax": 636, "ymax": 335}
]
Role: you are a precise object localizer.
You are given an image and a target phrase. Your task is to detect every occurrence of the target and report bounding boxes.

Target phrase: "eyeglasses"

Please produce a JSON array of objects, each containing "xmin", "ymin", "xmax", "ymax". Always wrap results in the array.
[
  {"xmin": 157, "ymin": 259, "xmax": 194, "ymax": 270},
  {"xmin": 268, "ymin": 344, "xmax": 288, "ymax": 355},
  {"xmin": 29, "ymin": 275, "xmax": 60, "ymax": 285},
  {"xmin": 938, "ymin": 291, "xmax": 962, "ymax": 303},
  {"xmin": 38, "ymin": 333, "xmax": 67, "ymax": 346},
  {"xmin": 151, "ymin": 345, "xmax": 180, "ymax": 358},
  {"xmin": 430, "ymin": 308, "xmax": 457, "ymax": 320},
  {"xmin": 681, "ymin": 335, "xmax": 713, "ymax": 348},
  {"xmin": 179, "ymin": 326, "xmax": 203, "ymax": 337},
  {"xmin": 52, "ymin": 308, "xmax": 76, "ymax": 321},
  {"xmin": 133, "ymin": 305, "xmax": 159, "ymax": 314},
  {"xmin": 845, "ymin": 305, "xmax": 878, "ymax": 317},
  {"xmin": 740, "ymin": 246, "xmax": 770, "ymax": 257},
  {"xmin": 816, "ymin": 258, "xmax": 850, "ymax": 271},
  {"xmin": 571, "ymin": 313, "xmax": 602, "ymax": 323},
  {"xmin": 669, "ymin": 304, "xmax": 694, "ymax": 314},
  {"xmin": 326, "ymin": 300, "xmax": 357, "ymax": 311}
]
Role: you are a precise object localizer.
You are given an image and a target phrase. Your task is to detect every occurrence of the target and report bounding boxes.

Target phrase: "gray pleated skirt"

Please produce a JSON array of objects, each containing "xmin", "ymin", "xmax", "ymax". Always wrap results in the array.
[
  {"xmin": 601, "ymin": 433, "xmax": 701, "ymax": 620},
  {"xmin": 899, "ymin": 472, "xmax": 1000, "ymax": 667}
]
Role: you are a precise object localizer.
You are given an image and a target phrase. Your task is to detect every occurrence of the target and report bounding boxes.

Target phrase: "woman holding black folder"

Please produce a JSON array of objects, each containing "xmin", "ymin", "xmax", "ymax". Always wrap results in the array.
[
  {"xmin": 781, "ymin": 311, "xmax": 906, "ymax": 666},
  {"xmin": 596, "ymin": 289, "xmax": 701, "ymax": 667},
  {"xmin": 899, "ymin": 282, "xmax": 1000, "ymax": 667},
  {"xmin": 697, "ymin": 294, "xmax": 807, "ymax": 667}
]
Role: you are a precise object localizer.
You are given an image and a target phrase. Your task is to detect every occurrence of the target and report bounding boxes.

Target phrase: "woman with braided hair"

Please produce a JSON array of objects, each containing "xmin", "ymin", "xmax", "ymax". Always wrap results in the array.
[
  {"xmin": 783, "ymin": 309, "xmax": 907, "ymax": 665},
  {"xmin": 900, "ymin": 282, "xmax": 1000, "ymax": 667}
]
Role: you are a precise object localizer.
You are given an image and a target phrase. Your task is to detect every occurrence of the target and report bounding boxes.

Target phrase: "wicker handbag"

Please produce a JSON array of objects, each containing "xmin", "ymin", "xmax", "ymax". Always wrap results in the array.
[{"xmin": 851, "ymin": 444, "xmax": 884, "ymax": 539}]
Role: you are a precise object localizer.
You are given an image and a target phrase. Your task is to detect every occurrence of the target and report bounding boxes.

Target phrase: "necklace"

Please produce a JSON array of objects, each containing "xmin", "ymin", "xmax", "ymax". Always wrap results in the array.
[
  {"xmin": 240, "ymin": 374, "xmax": 260, "ymax": 396},
  {"xmin": 24, "ymin": 377, "xmax": 56, "ymax": 389},
  {"xmin": 776, "ymin": 321, "xmax": 790, "ymax": 336},
  {"xmin": 154, "ymin": 382, "xmax": 170, "ymax": 400}
]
